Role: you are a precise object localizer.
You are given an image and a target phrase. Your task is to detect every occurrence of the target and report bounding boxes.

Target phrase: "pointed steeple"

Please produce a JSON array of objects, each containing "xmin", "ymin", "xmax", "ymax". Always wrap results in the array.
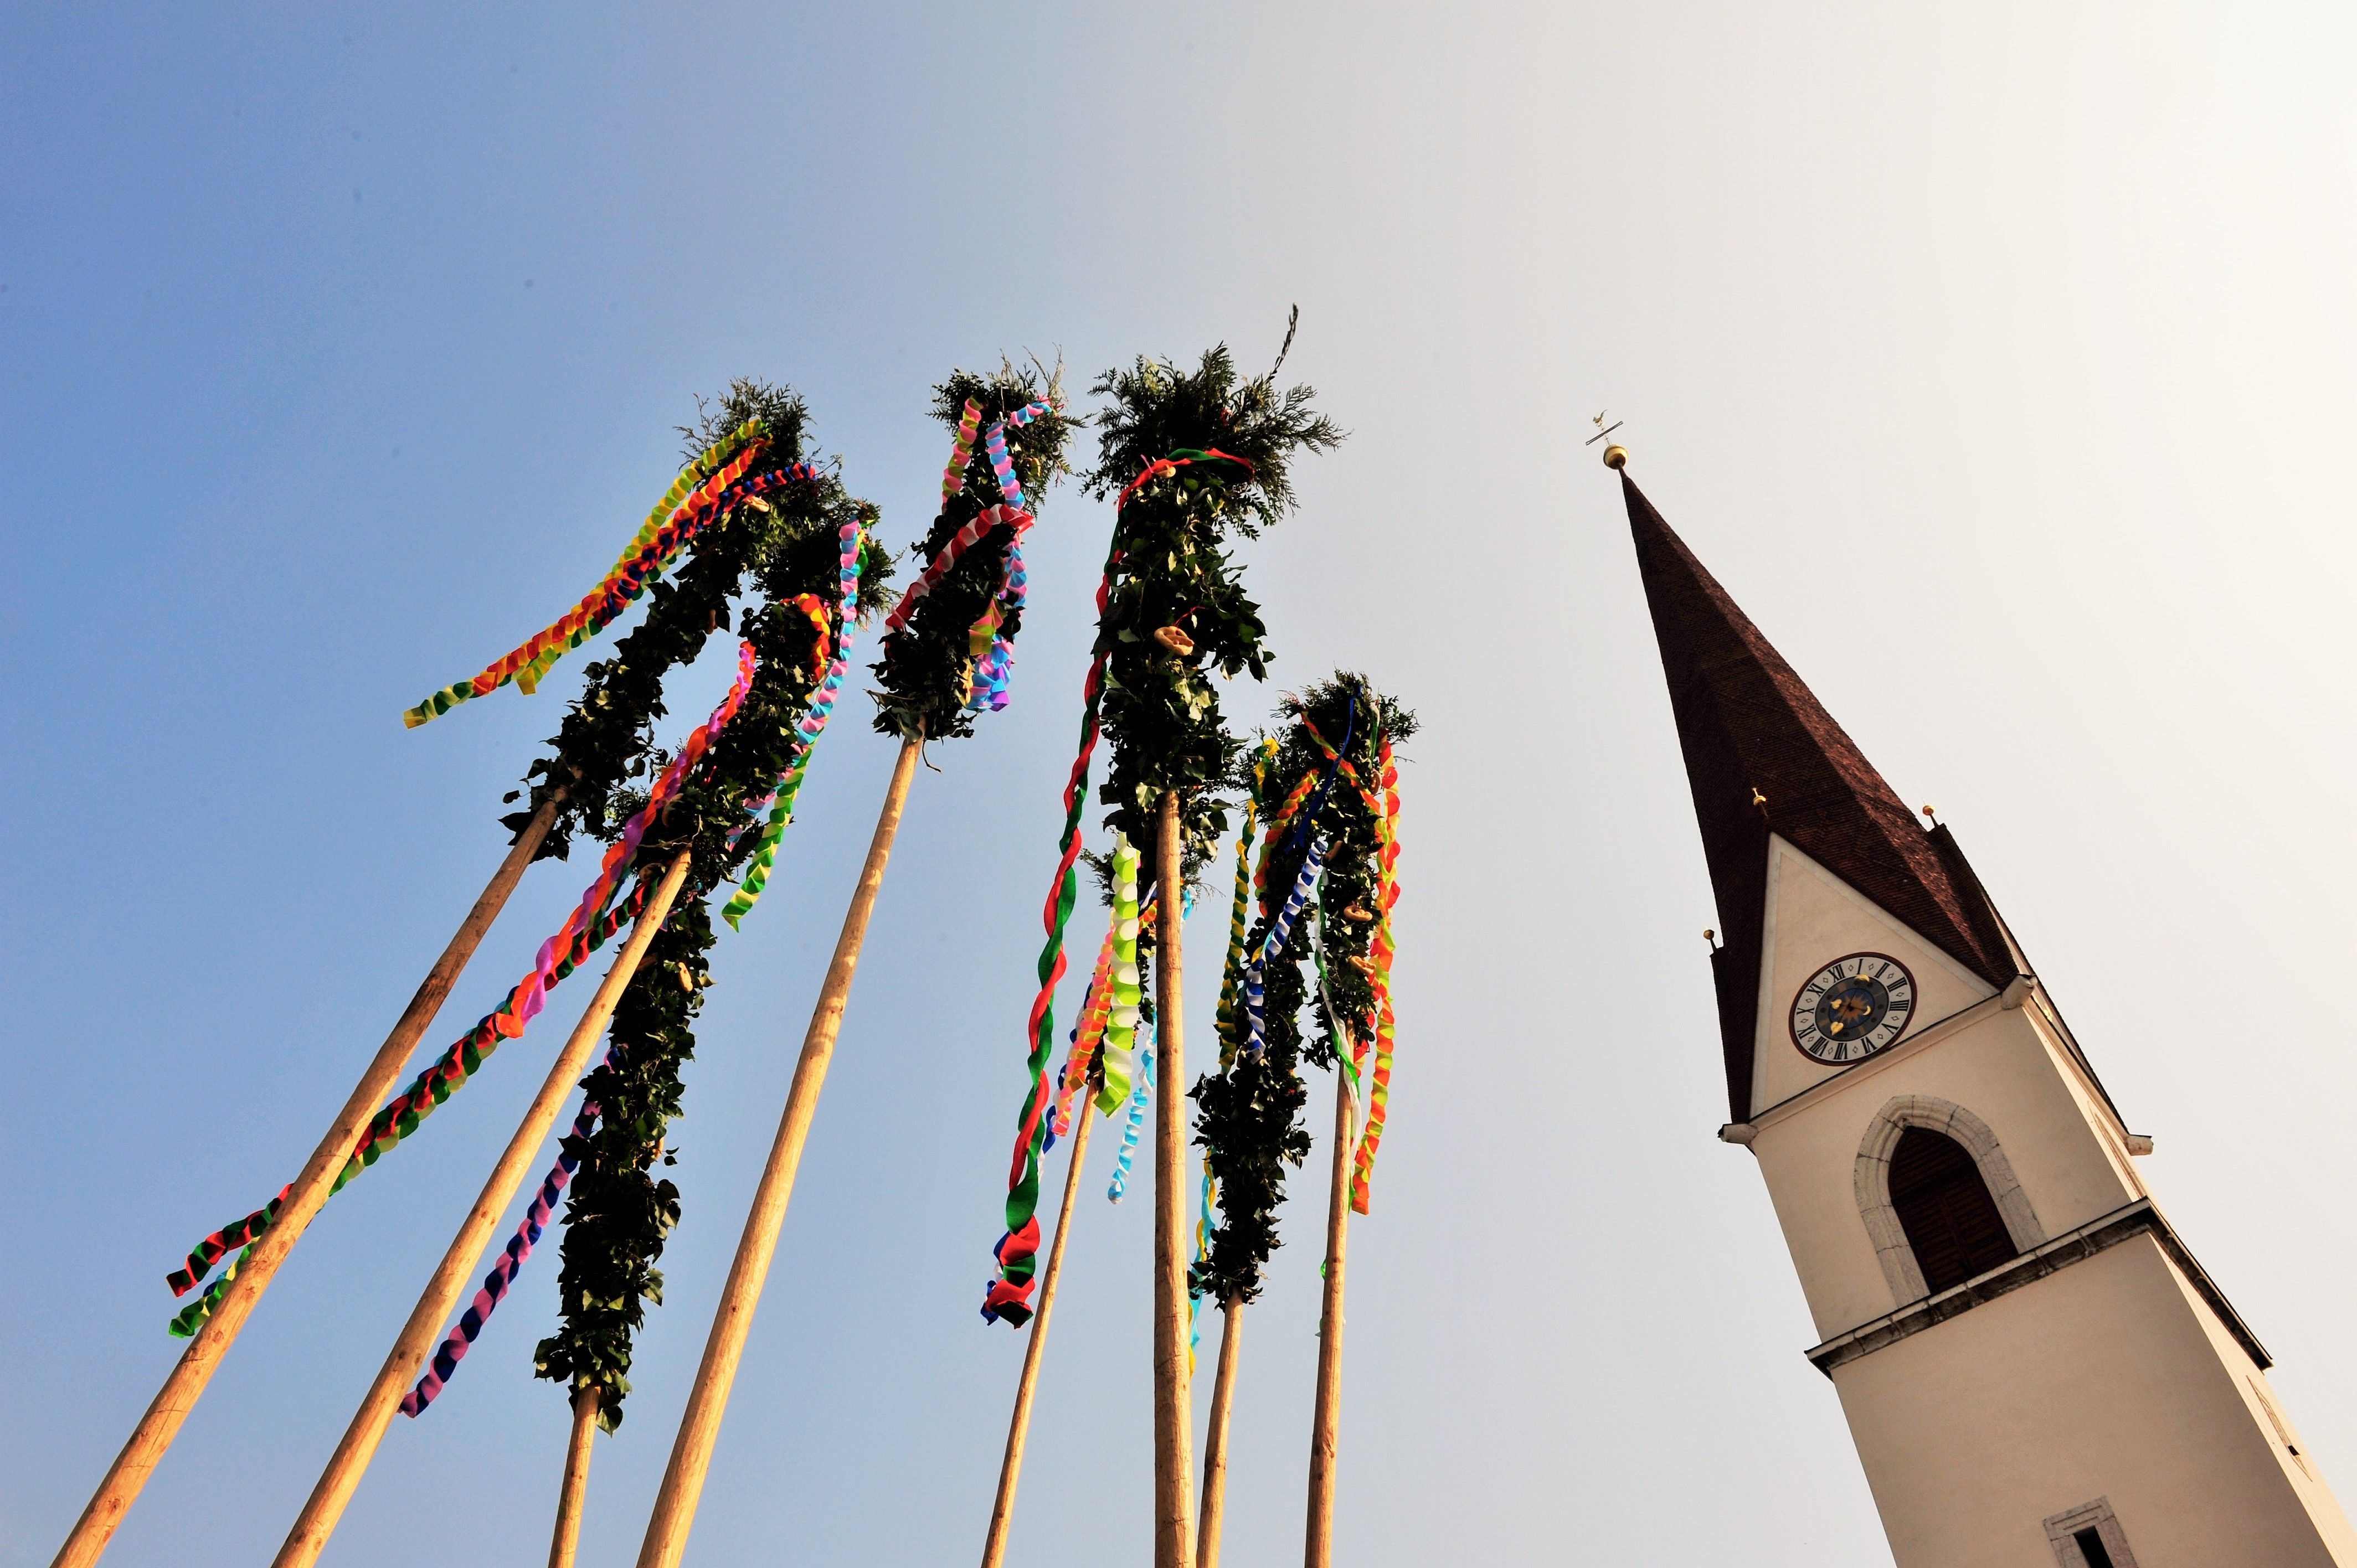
[{"xmin": 1622, "ymin": 472, "xmax": 2014, "ymax": 1120}]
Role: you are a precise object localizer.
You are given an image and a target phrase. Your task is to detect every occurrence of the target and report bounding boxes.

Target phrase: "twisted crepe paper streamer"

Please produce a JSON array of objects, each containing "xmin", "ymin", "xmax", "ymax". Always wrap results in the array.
[
  {"xmin": 721, "ymin": 518, "xmax": 867, "ymax": 929},
  {"xmin": 940, "ymin": 400, "xmax": 985, "ymax": 506},
  {"xmin": 1214, "ymin": 742, "xmax": 1278, "ymax": 1067},
  {"xmin": 1049, "ymin": 930, "xmax": 1115, "ymax": 1144},
  {"xmin": 1253, "ymin": 768, "xmax": 1322, "ymax": 906},
  {"xmin": 1105, "ymin": 1028, "xmax": 1155, "ymax": 1203},
  {"xmin": 1094, "ymin": 839, "xmax": 1145, "ymax": 1116},
  {"xmin": 170, "ymin": 648, "xmax": 759, "ymax": 1325},
  {"xmin": 1242, "ymin": 839, "xmax": 1329, "ymax": 1062},
  {"xmin": 166, "ymin": 879, "xmax": 654, "ymax": 1325},
  {"xmin": 400, "ymin": 1058, "xmax": 608, "ymax": 1416},
  {"xmin": 1189, "ymin": 1169, "xmax": 1216, "ymax": 1373},
  {"xmin": 962, "ymin": 401, "xmax": 1053, "ymax": 713},
  {"xmin": 1284, "ymin": 694, "xmax": 1355, "ymax": 857},
  {"xmin": 166, "ymin": 1186, "xmax": 290, "ymax": 1297},
  {"xmin": 1296, "ymin": 712, "xmax": 1401, "ymax": 1211},
  {"xmin": 981, "ymin": 446, "xmax": 1252, "ymax": 1326},
  {"xmin": 161, "ymin": 873, "xmax": 648, "ymax": 1303},
  {"xmin": 498, "ymin": 459, "xmax": 822, "ymax": 704},
  {"xmin": 1350, "ymin": 735, "xmax": 1402, "ymax": 1214},
  {"xmin": 882, "ymin": 503, "xmax": 1032, "ymax": 636},
  {"xmin": 1310, "ymin": 878, "xmax": 1361, "ymax": 1105},
  {"xmin": 979, "ymin": 549, "xmax": 1121, "ymax": 1328},
  {"xmin": 404, "ymin": 443, "xmax": 820, "ymax": 726}
]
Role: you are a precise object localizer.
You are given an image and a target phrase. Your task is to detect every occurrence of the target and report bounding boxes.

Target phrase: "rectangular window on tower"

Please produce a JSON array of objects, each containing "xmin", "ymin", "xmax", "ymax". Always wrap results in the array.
[{"xmin": 2044, "ymin": 1499, "xmax": 2138, "ymax": 1568}]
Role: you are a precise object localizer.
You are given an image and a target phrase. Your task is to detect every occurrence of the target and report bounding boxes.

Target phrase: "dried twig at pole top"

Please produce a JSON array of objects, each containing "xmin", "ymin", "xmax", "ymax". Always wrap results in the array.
[
  {"xmin": 982, "ymin": 337, "xmax": 1342, "ymax": 1328},
  {"xmin": 1192, "ymin": 674, "xmax": 1413, "ymax": 1309}
]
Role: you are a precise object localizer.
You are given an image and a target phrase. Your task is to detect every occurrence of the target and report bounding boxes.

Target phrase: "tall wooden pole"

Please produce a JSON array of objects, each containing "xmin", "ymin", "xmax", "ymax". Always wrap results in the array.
[
  {"xmin": 271, "ymin": 847, "xmax": 696, "ymax": 1568},
  {"xmin": 1195, "ymin": 1299, "xmax": 1245, "ymax": 1568},
  {"xmin": 977, "ymin": 1103, "xmax": 1097, "ymax": 1568},
  {"xmin": 1304, "ymin": 1070, "xmax": 1354, "ymax": 1568},
  {"xmin": 50, "ymin": 792, "xmax": 563, "ymax": 1568},
  {"xmin": 548, "ymin": 1386, "xmax": 602, "ymax": 1568},
  {"xmin": 633, "ymin": 735, "xmax": 923, "ymax": 1568},
  {"xmin": 1152, "ymin": 790, "xmax": 1196, "ymax": 1568}
]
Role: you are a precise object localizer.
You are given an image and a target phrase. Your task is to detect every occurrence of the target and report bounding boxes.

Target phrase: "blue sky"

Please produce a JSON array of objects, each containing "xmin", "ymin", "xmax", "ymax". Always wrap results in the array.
[{"xmin": 7, "ymin": 4, "xmax": 2357, "ymax": 1565}]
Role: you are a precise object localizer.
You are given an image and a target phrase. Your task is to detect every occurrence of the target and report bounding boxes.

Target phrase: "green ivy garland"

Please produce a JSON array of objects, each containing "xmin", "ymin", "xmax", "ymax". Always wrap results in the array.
[
  {"xmin": 1191, "ymin": 673, "xmax": 1412, "ymax": 1308},
  {"xmin": 1078, "ymin": 342, "xmax": 1342, "ymax": 906},
  {"xmin": 522, "ymin": 380, "xmax": 893, "ymax": 1429},
  {"xmin": 870, "ymin": 361, "xmax": 1078, "ymax": 742}
]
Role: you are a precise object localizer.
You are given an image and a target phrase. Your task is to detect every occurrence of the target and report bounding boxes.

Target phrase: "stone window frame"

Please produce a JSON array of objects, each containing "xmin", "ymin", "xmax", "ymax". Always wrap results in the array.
[
  {"xmin": 1855, "ymin": 1094, "xmax": 2047, "ymax": 1306},
  {"xmin": 2044, "ymin": 1497, "xmax": 2138, "ymax": 1567}
]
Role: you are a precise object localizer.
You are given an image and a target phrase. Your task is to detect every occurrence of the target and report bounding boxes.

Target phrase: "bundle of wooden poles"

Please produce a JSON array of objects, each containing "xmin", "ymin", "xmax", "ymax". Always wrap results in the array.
[{"xmin": 49, "ymin": 333, "xmax": 1412, "ymax": 1568}]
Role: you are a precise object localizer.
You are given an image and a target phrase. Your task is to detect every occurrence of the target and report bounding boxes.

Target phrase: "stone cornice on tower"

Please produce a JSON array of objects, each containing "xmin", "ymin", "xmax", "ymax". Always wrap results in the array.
[{"xmin": 1620, "ymin": 472, "xmax": 2014, "ymax": 1121}]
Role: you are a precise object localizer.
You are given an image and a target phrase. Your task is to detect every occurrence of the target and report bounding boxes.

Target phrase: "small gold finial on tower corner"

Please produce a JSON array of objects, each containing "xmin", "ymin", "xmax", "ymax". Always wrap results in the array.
[
  {"xmin": 1921, "ymin": 803, "xmax": 1938, "ymax": 823},
  {"xmin": 1586, "ymin": 409, "xmax": 1627, "ymax": 469}
]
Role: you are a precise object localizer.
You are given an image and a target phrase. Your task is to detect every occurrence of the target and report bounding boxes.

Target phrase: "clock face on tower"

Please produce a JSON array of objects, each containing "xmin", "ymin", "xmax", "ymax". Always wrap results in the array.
[{"xmin": 1790, "ymin": 953, "xmax": 1916, "ymax": 1064}]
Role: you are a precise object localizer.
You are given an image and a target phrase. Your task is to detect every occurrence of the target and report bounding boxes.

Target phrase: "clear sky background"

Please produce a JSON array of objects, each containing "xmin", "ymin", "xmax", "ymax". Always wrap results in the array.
[{"xmin": 7, "ymin": 4, "xmax": 2357, "ymax": 1565}]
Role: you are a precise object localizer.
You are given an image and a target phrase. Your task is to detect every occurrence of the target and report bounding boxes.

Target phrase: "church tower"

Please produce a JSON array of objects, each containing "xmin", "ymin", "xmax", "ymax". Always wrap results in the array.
[{"xmin": 1620, "ymin": 467, "xmax": 2357, "ymax": 1566}]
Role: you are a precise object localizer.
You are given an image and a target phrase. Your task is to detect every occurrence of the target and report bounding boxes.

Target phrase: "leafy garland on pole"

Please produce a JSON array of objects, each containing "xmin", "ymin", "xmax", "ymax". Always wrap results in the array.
[
  {"xmin": 527, "ymin": 366, "xmax": 1076, "ymax": 1427},
  {"xmin": 983, "ymin": 335, "xmax": 1339, "ymax": 1327},
  {"xmin": 158, "ymin": 383, "xmax": 878, "ymax": 1335},
  {"xmin": 1192, "ymin": 673, "xmax": 1412, "ymax": 1308},
  {"xmin": 871, "ymin": 360, "xmax": 1077, "ymax": 742},
  {"xmin": 521, "ymin": 384, "xmax": 898, "ymax": 1430}
]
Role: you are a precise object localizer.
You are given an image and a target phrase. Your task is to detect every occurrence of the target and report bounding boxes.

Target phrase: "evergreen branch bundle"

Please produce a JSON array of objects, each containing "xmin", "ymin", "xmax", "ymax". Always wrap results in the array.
[
  {"xmin": 1079, "ymin": 345, "xmax": 1342, "ymax": 904},
  {"xmin": 1191, "ymin": 673, "xmax": 1413, "ymax": 1307},
  {"xmin": 871, "ymin": 360, "xmax": 1078, "ymax": 741},
  {"xmin": 522, "ymin": 380, "xmax": 893, "ymax": 1430}
]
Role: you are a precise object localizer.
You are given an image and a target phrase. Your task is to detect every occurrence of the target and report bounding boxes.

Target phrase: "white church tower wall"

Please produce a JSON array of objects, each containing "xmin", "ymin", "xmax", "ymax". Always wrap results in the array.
[{"xmin": 1623, "ymin": 468, "xmax": 2357, "ymax": 1566}]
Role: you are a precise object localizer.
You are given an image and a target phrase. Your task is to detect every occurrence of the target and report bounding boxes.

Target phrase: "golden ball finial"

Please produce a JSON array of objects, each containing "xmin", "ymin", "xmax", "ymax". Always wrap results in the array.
[{"xmin": 1602, "ymin": 443, "xmax": 1629, "ymax": 470}]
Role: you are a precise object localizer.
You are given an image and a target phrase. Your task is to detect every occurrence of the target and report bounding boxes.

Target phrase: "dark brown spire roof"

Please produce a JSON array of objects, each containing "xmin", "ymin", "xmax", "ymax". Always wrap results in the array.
[{"xmin": 1622, "ymin": 472, "xmax": 2015, "ymax": 1121}]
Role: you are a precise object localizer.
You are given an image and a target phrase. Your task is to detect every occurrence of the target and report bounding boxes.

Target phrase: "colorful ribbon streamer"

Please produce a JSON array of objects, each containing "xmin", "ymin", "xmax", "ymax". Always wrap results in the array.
[
  {"xmin": 981, "ymin": 445, "xmax": 1238, "ymax": 1326},
  {"xmin": 1093, "ymin": 839, "xmax": 1145, "ymax": 1116},
  {"xmin": 980, "ymin": 543, "xmax": 1123, "ymax": 1328},
  {"xmin": 1349, "ymin": 734, "xmax": 1402, "ymax": 1213},
  {"xmin": 1242, "ymin": 839, "xmax": 1329, "ymax": 1061},
  {"xmin": 940, "ymin": 400, "xmax": 985, "ymax": 506},
  {"xmin": 721, "ymin": 518, "xmax": 867, "ymax": 929},
  {"xmin": 1310, "ymin": 875, "xmax": 1361, "ymax": 1105},
  {"xmin": 1189, "ymin": 1169, "xmax": 1217, "ymax": 1371},
  {"xmin": 964, "ymin": 400, "xmax": 1052, "ymax": 713},
  {"xmin": 400, "ymin": 1056, "xmax": 608, "ymax": 1416},
  {"xmin": 1051, "ymin": 922, "xmax": 1119, "ymax": 1143},
  {"xmin": 403, "ymin": 433, "xmax": 819, "ymax": 726},
  {"xmin": 1105, "ymin": 1027, "xmax": 1156, "ymax": 1204},
  {"xmin": 1215, "ymin": 742, "xmax": 1278, "ymax": 1065},
  {"xmin": 882, "ymin": 503, "xmax": 1032, "ymax": 635},
  {"xmin": 169, "ymin": 647, "xmax": 760, "ymax": 1330},
  {"xmin": 1295, "ymin": 711, "xmax": 1401, "ymax": 1211}
]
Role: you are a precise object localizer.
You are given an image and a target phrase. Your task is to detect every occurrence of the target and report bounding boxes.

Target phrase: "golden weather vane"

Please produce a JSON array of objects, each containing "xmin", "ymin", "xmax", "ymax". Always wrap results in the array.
[{"xmin": 1586, "ymin": 409, "xmax": 1629, "ymax": 470}]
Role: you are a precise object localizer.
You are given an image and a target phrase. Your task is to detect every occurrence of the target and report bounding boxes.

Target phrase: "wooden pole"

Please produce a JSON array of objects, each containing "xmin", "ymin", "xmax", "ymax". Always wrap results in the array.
[
  {"xmin": 633, "ymin": 734, "xmax": 923, "ymax": 1568},
  {"xmin": 1152, "ymin": 790, "xmax": 1196, "ymax": 1568},
  {"xmin": 271, "ymin": 847, "xmax": 696, "ymax": 1568},
  {"xmin": 50, "ymin": 792, "xmax": 563, "ymax": 1568},
  {"xmin": 1195, "ymin": 1298, "xmax": 1245, "ymax": 1568},
  {"xmin": 977, "ymin": 1103, "xmax": 1097, "ymax": 1568},
  {"xmin": 548, "ymin": 1386, "xmax": 602, "ymax": 1568},
  {"xmin": 1303, "ymin": 1070, "xmax": 1354, "ymax": 1568}
]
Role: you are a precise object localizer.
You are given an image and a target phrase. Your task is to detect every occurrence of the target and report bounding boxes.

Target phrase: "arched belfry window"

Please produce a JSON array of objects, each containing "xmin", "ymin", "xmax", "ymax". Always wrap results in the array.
[
  {"xmin": 1855, "ymin": 1095, "xmax": 2047, "ymax": 1305},
  {"xmin": 1889, "ymin": 1127, "xmax": 2019, "ymax": 1293}
]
